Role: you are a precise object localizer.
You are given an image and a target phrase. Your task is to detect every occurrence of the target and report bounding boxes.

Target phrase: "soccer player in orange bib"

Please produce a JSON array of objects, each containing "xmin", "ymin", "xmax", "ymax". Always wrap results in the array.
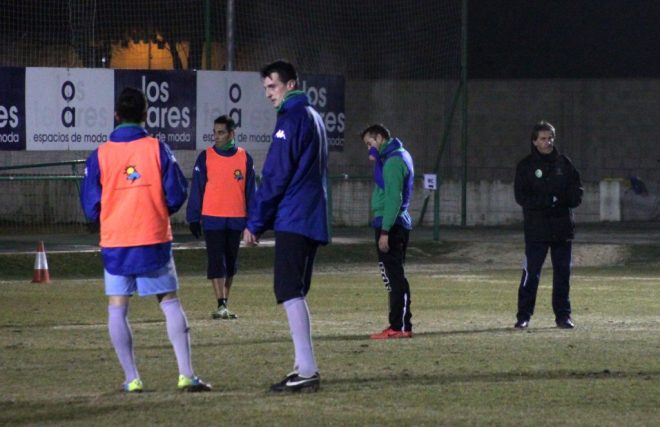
[
  {"xmin": 186, "ymin": 115, "xmax": 256, "ymax": 320},
  {"xmin": 80, "ymin": 87, "xmax": 211, "ymax": 393}
]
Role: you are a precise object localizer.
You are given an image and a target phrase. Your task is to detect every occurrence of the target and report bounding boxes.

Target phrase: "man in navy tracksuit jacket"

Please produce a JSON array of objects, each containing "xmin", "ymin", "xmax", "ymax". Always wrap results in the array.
[
  {"xmin": 514, "ymin": 121, "xmax": 583, "ymax": 330},
  {"xmin": 244, "ymin": 60, "xmax": 328, "ymax": 393}
]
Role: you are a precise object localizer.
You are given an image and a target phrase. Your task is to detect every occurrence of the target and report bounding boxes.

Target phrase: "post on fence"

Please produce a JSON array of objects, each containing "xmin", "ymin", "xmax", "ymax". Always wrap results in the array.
[
  {"xmin": 327, "ymin": 176, "xmax": 333, "ymax": 242},
  {"xmin": 599, "ymin": 179, "xmax": 622, "ymax": 222},
  {"xmin": 434, "ymin": 179, "xmax": 440, "ymax": 241},
  {"xmin": 423, "ymin": 173, "xmax": 439, "ymax": 241},
  {"xmin": 204, "ymin": 0, "xmax": 211, "ymax": 69}
]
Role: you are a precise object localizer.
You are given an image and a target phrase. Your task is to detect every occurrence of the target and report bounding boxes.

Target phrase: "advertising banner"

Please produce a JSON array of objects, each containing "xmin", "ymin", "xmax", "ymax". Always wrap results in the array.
[
  {"xmin": 25, "ymin": 68, "xmax": 114, "ymax": 150},
  {"xmin": 114, "ymin": 70, "xmax": 196, "ymax": 150},
  {"xmin": 0, "ymin": 67, "xmax": 25, "ymax": 151},
  {"xmin": 11, "ymin": 68, "xmax": 344, "ymax": 154},
  {"xmin": 195, "ymin": 71, "xmax": 275, "ymax": 152},
  {"xmin": 300, "ymin": 74, "xmax": 345, "ymax": 152}
]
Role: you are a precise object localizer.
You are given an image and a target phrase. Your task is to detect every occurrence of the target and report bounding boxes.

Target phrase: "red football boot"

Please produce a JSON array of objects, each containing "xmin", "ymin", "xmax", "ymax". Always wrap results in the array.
[{"xmin": 370, "ymin": 327, "xmax": 413, "ymax": 339}]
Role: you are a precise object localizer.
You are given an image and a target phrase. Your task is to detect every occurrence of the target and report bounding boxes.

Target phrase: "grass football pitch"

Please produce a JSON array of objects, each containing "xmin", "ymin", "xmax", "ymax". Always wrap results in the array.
[{"xmin": 1, "ymin": 242, "xmax": 658, "ymax": 426}]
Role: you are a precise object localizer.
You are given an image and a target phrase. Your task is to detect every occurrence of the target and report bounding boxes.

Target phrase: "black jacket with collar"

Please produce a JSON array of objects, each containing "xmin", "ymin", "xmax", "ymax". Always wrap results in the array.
[{"xmin": 514, "ymin": 146, "xmax": 583, "ymax": 242}]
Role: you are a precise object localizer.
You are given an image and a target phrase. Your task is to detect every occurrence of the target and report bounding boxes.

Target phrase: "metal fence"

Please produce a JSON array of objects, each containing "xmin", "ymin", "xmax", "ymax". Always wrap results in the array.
[
  {"xmin": 1, "ymin": 0, "xmax": 461, "ymax": 78},
  {"xmin": 0, "ymin": 164, "xmax": 436, "ymax": 234},
  {"xmin": 1, "ymin": 1, "xmax": 464, "ymax": 235},
  {"xmin": 0, "ymin": 161, "xmax": 87, "ymax": 233}
]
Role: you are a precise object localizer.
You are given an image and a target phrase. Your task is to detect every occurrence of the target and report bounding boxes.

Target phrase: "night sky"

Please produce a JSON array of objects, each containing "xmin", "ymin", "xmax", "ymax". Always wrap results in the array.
[{"xmin": 468, "ymin": 0, "xmax": 660, "ymax": 78}]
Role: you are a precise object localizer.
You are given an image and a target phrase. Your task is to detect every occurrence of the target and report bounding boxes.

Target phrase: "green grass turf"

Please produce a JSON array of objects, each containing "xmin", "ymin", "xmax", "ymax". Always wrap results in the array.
[
  {"xmin": 0, "ymin": 244, "xmax": 658, "ymax": 426},
  {"xmin": 0, "ymin": 241, "xmax": 461, "ymax": 280}
]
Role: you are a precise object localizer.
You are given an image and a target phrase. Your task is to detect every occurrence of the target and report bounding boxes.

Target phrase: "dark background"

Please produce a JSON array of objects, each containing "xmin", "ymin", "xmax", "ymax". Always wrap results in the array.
[
  {"xmin": 468, "ymin": 0, "xmax": 660, "ymax": 78},
  {"xmin": 3, "ymin": 1, "xmax": 657, "ymax": 79}
]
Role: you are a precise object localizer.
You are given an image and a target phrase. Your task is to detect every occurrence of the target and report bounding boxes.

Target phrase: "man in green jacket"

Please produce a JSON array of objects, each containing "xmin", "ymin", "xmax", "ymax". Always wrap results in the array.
[{"xmin": 361, "ymin": 124, "xmax": 415, "ymax": 339}]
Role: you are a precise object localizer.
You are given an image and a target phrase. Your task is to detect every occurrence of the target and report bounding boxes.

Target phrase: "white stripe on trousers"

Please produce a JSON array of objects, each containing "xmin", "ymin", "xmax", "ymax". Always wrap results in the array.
[
  {"xmin": 400, "ymin": 293, "xmax": 408, "ymax": 332},
  {"xmin": 521, "ymin": 256, "xmax": 529, "ymax": 288}
]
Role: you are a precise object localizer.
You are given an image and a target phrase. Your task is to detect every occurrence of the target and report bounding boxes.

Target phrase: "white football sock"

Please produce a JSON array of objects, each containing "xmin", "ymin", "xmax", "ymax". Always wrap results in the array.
[{"xmin": 283, "ymin": 297, "xmax": 318, "ymax": 378}]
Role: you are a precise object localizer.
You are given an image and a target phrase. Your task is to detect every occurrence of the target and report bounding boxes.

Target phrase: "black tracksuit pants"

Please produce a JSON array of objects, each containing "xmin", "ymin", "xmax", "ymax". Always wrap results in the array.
[
  {"xmin": 375, "ymin": 225, "xmax": 412, "ymax": 332},
  {"xmin": 517, "ymin": 240, "xmax": 572, "ymax": 322}
]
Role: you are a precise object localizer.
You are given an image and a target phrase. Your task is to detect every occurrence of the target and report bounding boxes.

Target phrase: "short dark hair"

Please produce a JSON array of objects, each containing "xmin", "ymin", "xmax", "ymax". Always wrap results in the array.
[
  {"xmin": 260, "ymin": 60, "xmax": 298, "ymax": 88},
  {"xmin": 360, "ymin": 124, "xmax": 391, "ymax": 140},
  {"xmin": 214, "ymin": 115, "xmax": 236, "ymax": 131},
  {"xmin": 531, "ymin": 120, "xmax": 556, "ymax": 142},
  {"xmin": 115, "ymin": 87, "xmax": 147, "ymax": 123}
]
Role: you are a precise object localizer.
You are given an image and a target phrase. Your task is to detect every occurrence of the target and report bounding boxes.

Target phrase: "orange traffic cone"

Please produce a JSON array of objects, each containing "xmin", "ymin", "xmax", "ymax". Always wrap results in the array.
[{"xmin": 32, "ymin": 241, "xmax": 51, "ymax": 283}]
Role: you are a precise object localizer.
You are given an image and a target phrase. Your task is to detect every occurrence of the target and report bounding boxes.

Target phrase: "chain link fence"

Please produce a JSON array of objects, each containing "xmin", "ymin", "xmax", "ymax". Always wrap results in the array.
[
  {"xmin": 1, "ymin": 1, "xmax": 462, "ymax": 233},
  {"xmin": 1, "ymin": 0, "xmax": 461, "ymax": 77}
]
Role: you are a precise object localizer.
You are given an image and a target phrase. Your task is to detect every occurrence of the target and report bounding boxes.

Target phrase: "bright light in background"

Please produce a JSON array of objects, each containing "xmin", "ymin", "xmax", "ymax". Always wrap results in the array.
[{"xmin": 110, "ymin": 34, "xmax": 190, "ymax": 70}]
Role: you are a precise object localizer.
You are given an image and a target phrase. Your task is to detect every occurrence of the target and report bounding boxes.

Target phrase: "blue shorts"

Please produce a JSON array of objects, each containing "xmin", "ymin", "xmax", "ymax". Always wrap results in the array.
[{"xmin": 104, "ymin": 257, "xmax": 179, "ymax": 297}]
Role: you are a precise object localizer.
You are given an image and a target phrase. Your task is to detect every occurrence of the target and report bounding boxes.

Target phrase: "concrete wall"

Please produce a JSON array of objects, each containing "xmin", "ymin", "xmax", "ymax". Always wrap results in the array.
[
  {"xmin": 330, "ymin": 179, "xmax": 600, "ymax": 227},
  {"xmin": 337, "ymin": 79, "xmax": 660, "ymax": 191},
  {"xmin": 0, "ymin": 175, "xmax": 633, "ymax": 227},
  {"xmin": 2, "ymin": 79, "xmax": 658, "ymax": 225}
]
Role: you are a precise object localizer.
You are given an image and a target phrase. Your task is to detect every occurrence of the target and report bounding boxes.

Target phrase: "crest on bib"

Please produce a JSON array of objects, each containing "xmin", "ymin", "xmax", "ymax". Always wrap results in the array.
[{"xmin": 125, "ymin": 165, "xmax": 141, "ymax": 182}]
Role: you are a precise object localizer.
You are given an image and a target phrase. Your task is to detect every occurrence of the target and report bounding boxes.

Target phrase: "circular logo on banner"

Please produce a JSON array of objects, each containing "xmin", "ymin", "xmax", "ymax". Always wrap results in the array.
[{"xmin": 535, "ymin": 169, "xmax": 543, "ymax": 178}]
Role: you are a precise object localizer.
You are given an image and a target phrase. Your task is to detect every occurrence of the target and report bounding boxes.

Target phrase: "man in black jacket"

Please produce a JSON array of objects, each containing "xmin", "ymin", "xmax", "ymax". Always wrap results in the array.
[{"xmin": 514, "ymin": 121, "xmax": 583, "ymax": 329}]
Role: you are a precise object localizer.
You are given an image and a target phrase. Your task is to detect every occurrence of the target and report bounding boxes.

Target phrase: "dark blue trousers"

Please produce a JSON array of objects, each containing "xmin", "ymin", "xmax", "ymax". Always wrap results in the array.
[
  {"xmin": 375, "ymin": 225, "xmax": 412, "ymax": 332},
  {"xmin": 517, "ymin": 240, "xmax": 572, "ymax": 322},
  {"xmin": 274, "ymin": 231, "xmax": 318, "ymax": 304}
]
